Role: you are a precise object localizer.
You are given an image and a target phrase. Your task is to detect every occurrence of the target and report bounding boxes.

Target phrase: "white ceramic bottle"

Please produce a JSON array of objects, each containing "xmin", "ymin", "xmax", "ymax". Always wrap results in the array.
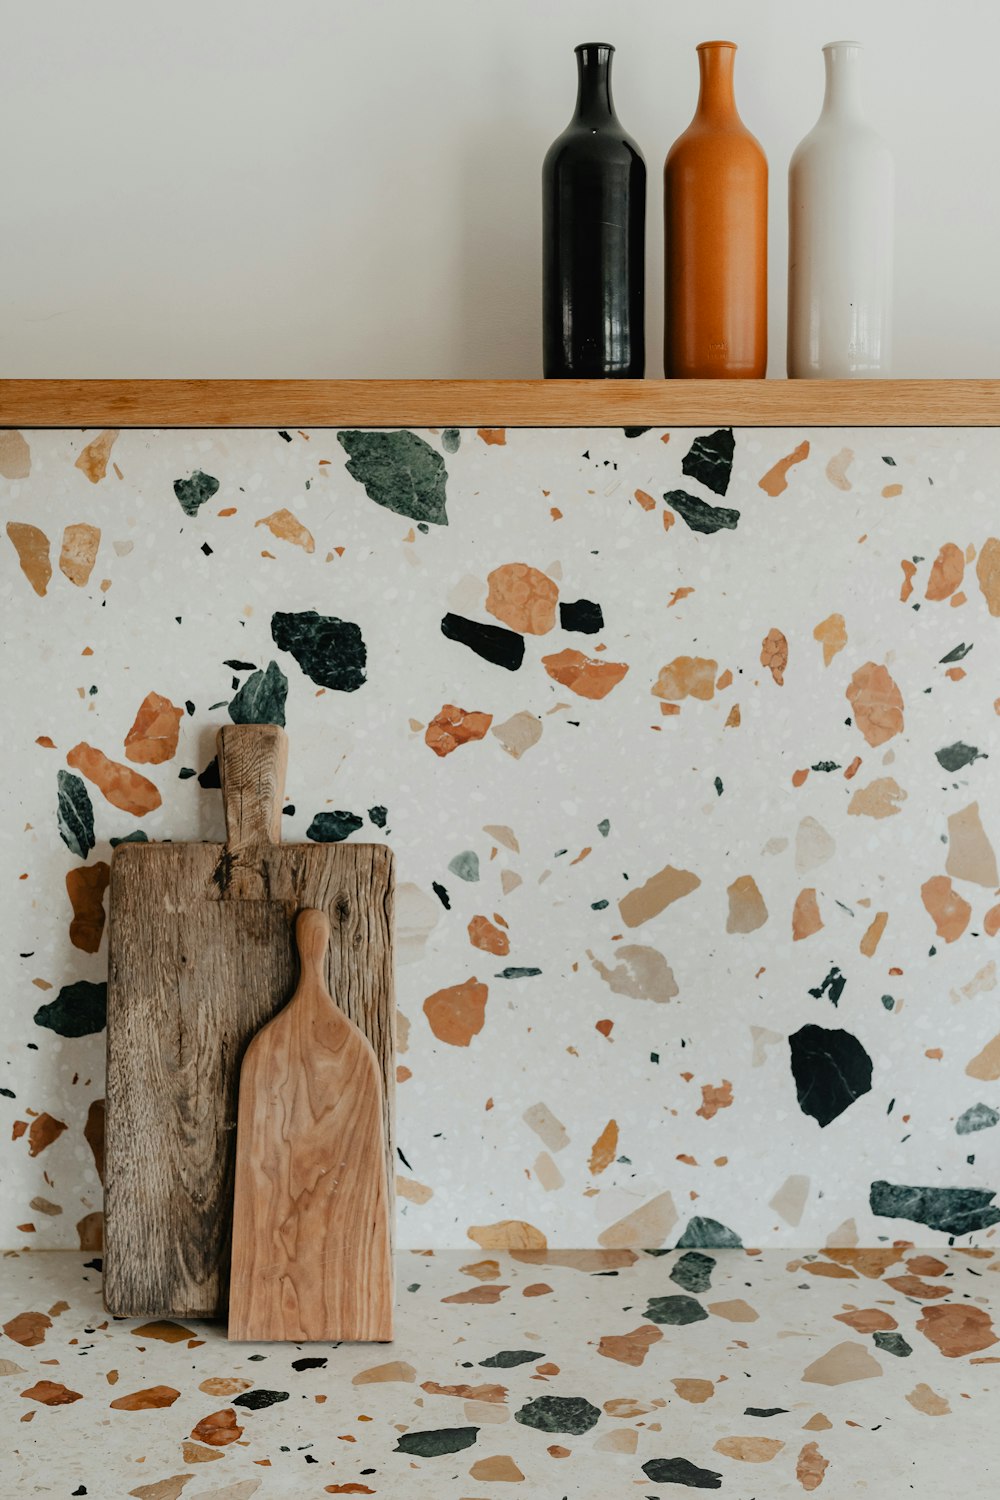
[{"xmin": 787, "ymin": 41, "xmax": 894, "ymax": 378}]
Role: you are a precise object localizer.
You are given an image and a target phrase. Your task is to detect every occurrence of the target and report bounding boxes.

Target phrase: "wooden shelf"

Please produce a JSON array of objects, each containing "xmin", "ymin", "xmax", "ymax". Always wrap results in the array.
[{"xmin": 1, "ymin": 377, "xmax": 999, "ymax": 428}]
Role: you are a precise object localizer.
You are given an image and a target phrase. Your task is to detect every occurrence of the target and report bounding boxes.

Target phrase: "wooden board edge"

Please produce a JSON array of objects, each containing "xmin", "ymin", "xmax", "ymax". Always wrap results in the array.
[{"xmin": 2, "ymin": 378, "xmax": 1000, "ymax": 428}]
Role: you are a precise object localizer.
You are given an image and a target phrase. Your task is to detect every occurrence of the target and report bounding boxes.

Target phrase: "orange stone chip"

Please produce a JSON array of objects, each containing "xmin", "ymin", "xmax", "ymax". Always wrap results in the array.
[
  {"xmin": 3, "ymin": 1311, "xmax": 52, "ymax": 1347},
  {"xmin": 199, "ymin": 1376, "xmax": 253, "ymax": 1396},
  {"xmin": 797, "ymin": 1440, "xmax": 830, "ymax": 1491},
  {"xmin": 697, "ymin": 1080, "xmax": 734, "ymax": 1119},
  {"xmin": 75, "ymin": 429, "xmax": 118, "ymax": 483},
  {"xmin": 926, "ymin": 542, "xmax": 965, "ymax": 600},
  {"xmin": 66, "ymin": 863, "xmax": 110, "ymax": 953},
  {"xmin": 813, "ymin": 612, "xmax": 847, "ymax": 665},
  {"xmin": 190, "ymin": 1408, "xmax": 244, "ymax": 1446},
  {"xmin": 76, "ymin": 1210, "xmax": 103, "ymax": 1251},
  {"xmin": 59, "ymin": 523, "xmax": 101, "ymax": 587},
  {"xmin": 760, "ymin": 628, "xmax": 788, "ymax": 685},
  {"xmin": 440, "ymin": 1284, "xmax": 508, "ymax": 1305},
  {"xmin": 422, "ymin": 1380, "xmax": 507, "ymax": 1401},
  {"xmin": 66, "ymin": 743, "xmax": 161, "ymax": 816},
  {"xmin": 885, "ymin": 1274, "xmax": 950, "ymax": 1301},
  {"xmin": 181, "ymin": 1440, "xmax": 224, "ymax": 1464},
  {"xmin": 21, "ymin": 1379, "xmax": 82, "ymax": 1405},
  {"xmin": 619, "ymin": 863, "xmax": 701, "ymax": 928},
  {"xmin": 542, "ymin": 648, "xmax": 628, "ymax": 699},
  {"xmin": 131, "ymin": 1320, "xmax": 197, "ymax": 1343},
  {"xmin": 469, "ymin": 1456, "xmax": 524, "ymax": 1482},
  {"xmin": 821, "ymin": 1247, "xmax": 904, "ymax": 1278},
  {"xmin": 759, "ymin": 439, "xmax": 810, "ymax": 496},
  {"xmin": 792, "ymin": 888, "xmax": 823, "ymax": 941},
  {"xmin": 423, "ymin": 977, "xmax": 488, "ymax": 1046},
  {"xmin": 672, "ymin": 1378, "xmax": 715, "ymax": 1404},
  {"xmin": 859, "ymin": 911, "xmax": 888, "ymax": 957},
  {"xmin": 255, "ymin": 508, "xmax": 315, "ymax": 552},
  {"xmin": 425, "ymin": 704, "xmax": 493, "ymax": 757},
  {"xmin": 588, "ymin": 1119, "xmax": 618, "ymax": 1175},
  {"xmin": 975, "ymin": 536, "xmax": 1000, "ymax": 615},
  {"xmin": 467, "ymin": 1219, "xmax": 547, "ymax": 1251},
  {"xmin": 124, "ymin": 692, "xmax": 184, "ymax": 764},
  {"xmin": 110, "ymin": 1384, "xmax": 180, "ymax": 1410},
  {"xmin": 726, "ymin": 876, "xmax": 768, "ymax": 934},
  {"xmin": 920, "ymin": 875, "xmax": 972, "ymax": 944},
  {"xmin": 468, "ymin": 915, "xmax": 510, "ymax": 956},
  {"xmin": 604, "ymin": 1397, "xmax": 654, "ymax": 1417},
  {"xmin": 846, "ymin": 662, "xmax": 904, "ymax": 747},
  {"xmin": 651, "ymin": 655, "xmax": 716, "ymax": 702},
  {"xmin": 908, "ymin": 1255, "xmax": 947, "ymax": 1276},
  {"xmin": 486, "ymin": 562, "xmax": 558, "ymax": 634},
  {"xmin": 597, "ymin": 1324, "xmax": 662, "ymax": 1366},
  {"xmin": 916, "ymin": 1303, "xmax": 998, "ymax": 1358},
  {"xmin": 6, "ymin": 522, "xmax": 52, "ymax": 596},
  {"xmin": 714, "ymin": 1435, "xmax": 784, "ymax": 1462},
  {"xmin": 834, "ymin": 1308, "xmax": 898, "ymax": 1333},
  {"xmin": 28, "ymin": 1113, "xmax": 67, "ymax": 1157}
]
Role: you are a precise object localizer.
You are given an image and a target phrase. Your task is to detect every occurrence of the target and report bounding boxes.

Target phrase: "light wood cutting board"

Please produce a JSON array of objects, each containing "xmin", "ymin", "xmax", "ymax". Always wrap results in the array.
[
  {"xmin": 103, "ymin": 724, "xmax": 395, "ymax": 1319},
  {"xmin": 228, "ymin": 908, "xmax": 393, "ymax": 1342}
]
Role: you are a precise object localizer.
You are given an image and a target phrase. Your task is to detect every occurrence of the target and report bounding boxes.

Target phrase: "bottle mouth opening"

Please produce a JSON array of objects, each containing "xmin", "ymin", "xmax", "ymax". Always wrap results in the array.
[
  {"xmin": 823, "ymin": 39, "xmax": 863, "ymax": 51},
  {"xmin": 697, "ymin": 40, "xmax": 737, "ymax": 51},
  {"xmin": 575, "ymin": 42, "xmax": 614, "ymax": 53}
]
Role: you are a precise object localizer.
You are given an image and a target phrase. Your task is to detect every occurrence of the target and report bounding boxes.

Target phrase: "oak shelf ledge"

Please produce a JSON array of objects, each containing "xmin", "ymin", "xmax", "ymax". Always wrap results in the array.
[{"xmin": 1, "ymin": 377, "xmax": 998, "ymax": 428}]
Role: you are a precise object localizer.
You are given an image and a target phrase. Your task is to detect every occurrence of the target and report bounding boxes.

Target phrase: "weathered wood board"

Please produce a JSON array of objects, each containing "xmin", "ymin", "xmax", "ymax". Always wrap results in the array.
[
  {"xmin": 103, "ymin": 724, "xmax": 395, "ymax": 1319},
  {"xmin": 228, "ymin": 908, "xmax": 393, "ymax": 1342}
]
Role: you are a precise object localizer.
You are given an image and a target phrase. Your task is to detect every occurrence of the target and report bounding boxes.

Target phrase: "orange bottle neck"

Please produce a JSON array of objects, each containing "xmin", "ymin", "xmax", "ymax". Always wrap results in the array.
[{"xmin": 696, "ymin": 43, "xmax": 739, "ymax": 123}]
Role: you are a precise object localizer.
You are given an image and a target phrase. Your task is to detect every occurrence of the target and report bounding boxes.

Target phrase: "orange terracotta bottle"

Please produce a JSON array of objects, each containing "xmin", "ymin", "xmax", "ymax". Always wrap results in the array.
[{"xmin": 663, "ymin": 41, "xmax": 768, "ymax": 378}]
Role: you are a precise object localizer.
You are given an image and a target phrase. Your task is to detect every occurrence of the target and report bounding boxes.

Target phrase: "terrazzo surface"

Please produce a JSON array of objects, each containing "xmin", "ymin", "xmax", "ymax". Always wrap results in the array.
[
  {"xmin": 2, "ymin": 422, "xmax": 1000, "ymax": 1254},
  {"xmin": 3, "ymin": 1246, "xmax": 998, "ymax": 1497}
]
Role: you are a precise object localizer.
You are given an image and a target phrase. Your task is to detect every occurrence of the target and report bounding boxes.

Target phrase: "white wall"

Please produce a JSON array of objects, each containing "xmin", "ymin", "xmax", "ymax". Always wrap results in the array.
[{"xmin": 1, "ymin": 0, "xmax": 997, "ymax": 379}]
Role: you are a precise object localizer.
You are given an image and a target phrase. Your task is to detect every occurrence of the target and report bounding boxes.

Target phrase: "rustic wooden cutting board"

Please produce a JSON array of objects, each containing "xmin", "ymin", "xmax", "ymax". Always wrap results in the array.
[
  {"xmin": 229, "ymin": 908, "xmax": 393, "ymax": 1342},
  {"xmin": 103, "ymin": 724, "xmax": 395, "ymax": 1319}
]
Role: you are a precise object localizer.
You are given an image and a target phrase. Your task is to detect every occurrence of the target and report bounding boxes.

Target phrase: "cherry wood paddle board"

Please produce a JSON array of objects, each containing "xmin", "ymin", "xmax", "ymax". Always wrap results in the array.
[
  {"xmin": 103, "ymin": 724, "xmax": 394, "ymax": 1319},
  {"xmin": 228, "ymin": 908, "xmax": 393, "ymax": 1342}
]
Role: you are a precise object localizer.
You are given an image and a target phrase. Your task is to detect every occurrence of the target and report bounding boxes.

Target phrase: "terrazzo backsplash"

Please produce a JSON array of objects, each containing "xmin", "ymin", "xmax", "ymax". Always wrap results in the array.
[{"xmin": 2, "ymin": 420, "xmax": 998, "ymax": 1254}]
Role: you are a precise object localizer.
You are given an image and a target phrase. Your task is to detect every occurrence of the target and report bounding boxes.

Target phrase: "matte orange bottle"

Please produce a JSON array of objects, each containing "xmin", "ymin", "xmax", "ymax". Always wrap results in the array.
[{"xmin": 664, "ymin": 41, "xmax": 768, "ymax": 378}]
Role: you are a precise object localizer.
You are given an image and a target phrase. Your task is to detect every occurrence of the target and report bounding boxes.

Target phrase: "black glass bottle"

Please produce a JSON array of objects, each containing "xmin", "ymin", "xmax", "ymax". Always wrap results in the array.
[{"xmin": 542, "ymin": 43, "xmax": 646, "ymax": 378}]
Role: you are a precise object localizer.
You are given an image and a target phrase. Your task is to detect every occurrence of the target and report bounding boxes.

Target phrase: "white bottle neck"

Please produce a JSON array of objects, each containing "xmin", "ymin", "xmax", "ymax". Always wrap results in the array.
[{"xmin": 821, "ymin": 41, "xmax": 866, "ymax": 121}]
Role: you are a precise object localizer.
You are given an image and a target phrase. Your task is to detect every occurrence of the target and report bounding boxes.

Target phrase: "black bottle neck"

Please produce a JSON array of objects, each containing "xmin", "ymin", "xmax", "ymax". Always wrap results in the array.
[{"xmin": 574, "ymin": 43, "xmax": 616, "ymax": 123}]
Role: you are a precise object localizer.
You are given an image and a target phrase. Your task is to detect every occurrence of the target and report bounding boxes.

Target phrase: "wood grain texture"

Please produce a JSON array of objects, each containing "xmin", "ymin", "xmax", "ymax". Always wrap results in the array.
[
  {"xmin": 217, "ymin": 723, "xmax": 289, "ymax": 898},
  {"xmin": 228, "ymin": 909, "xmax": 393, "ymax": 1343},
  {"xmin": 2, "ymin": 378, "xmax": 1000, "ymax": 428},
  {"xmin": 103, "ymin": 725, "xmax": 394, "ymax": 1319}
]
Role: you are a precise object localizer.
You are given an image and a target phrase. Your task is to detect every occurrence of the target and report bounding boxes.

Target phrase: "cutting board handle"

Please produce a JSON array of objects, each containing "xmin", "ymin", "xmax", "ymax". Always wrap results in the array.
[
  {"xmin": 217, "ymin": 724, "xmax": 288, "ymax": 859},
  {"xmin": 295, "ymin": 906, "xmax": 330, "ymax": 984}
]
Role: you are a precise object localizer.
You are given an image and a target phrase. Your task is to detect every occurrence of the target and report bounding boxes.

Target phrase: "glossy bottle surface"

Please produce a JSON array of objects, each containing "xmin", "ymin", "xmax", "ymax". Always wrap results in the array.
[
  {"xmin": 543, "ymin": 43, "xmax": 646, "ymax": 378},
  {"xmin": 787, "ymin": 41, "xmax": 894, "ymax": 378},
  {"xmin": 663, "ymin": 41, "xmax": 767, "ymax": 379}
]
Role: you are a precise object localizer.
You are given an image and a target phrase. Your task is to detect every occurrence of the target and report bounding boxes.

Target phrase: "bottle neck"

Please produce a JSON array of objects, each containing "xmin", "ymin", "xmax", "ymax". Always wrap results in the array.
[
  {"xmin": 696, "ymin": 42, "xmax": 738, "ymax": 122},
  {"xmin": 822, "ymin": 42, "xmax": 866, "ymax": 120},
  {"xmin": 574, "ymin": 43, "xmax": 616, "ymax": 122}
]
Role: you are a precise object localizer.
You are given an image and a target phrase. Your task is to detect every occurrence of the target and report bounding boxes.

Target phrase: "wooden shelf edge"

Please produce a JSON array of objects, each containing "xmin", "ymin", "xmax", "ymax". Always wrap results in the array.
[{"xmin": 2, "ymin": 378, "xmax": 999, "ymax": 428}]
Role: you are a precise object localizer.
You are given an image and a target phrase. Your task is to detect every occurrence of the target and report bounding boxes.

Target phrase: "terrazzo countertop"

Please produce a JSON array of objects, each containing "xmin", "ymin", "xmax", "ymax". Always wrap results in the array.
[{"xmin": 2, "ymin": 1245, "xmax": 997, "ymax": 1497}]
